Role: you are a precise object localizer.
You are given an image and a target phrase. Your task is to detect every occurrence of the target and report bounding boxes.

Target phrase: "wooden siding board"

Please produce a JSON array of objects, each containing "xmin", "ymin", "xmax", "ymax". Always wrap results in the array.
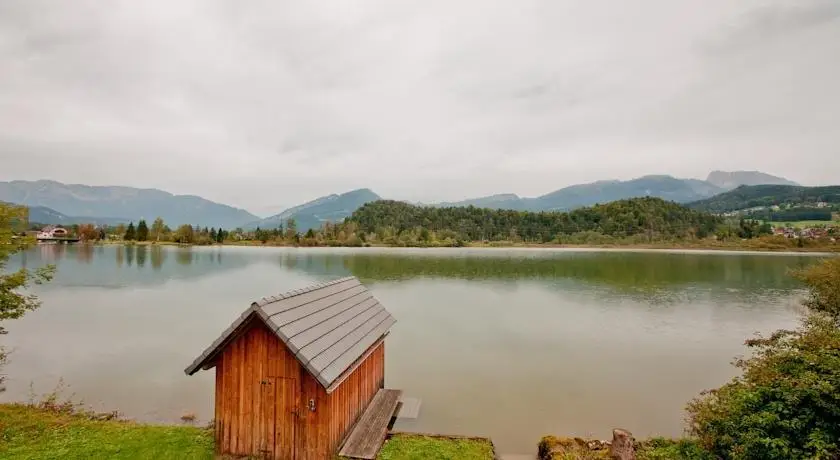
[
  {"xmin": 244, "ymin": 331, "xmax": 254, "ymax": 454},
  {"xmin": 263, "ymin": 377, "xmax": 276, "ymax": 458}
]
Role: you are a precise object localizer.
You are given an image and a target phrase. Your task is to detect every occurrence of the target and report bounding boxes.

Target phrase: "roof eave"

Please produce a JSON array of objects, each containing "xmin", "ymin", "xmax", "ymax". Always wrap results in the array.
[
  {"xmin": 324, "ymin": 332, "xmax": 390, "ymax": 394},
  {"xmin": 183, "ymin": 304, "xmax": 260, "ymax": 376}
]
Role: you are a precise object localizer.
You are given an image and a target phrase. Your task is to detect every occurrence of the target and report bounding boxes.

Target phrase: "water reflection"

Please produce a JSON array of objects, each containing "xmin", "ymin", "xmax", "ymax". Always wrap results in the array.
[
  {"xmin": 151, "ymin": 245, "xmax": 165, "ymax": 270},
  {"xmin": 12, "ymin": 245, "xmax": 825, "ymax": 301},
  {"xmin": 125, "ymin": 245, "xmax": 134, "ymax": 267},
  {"xmin": 136, "ymin": 245, "xmax": 147, "ymax": 268},
  {"xmin": 76, "ymin": 244, "xmax": 94, "ymax": 264},
  {"xmin": 176, "ymin": 248, "xmax": 193, "ymax": 266}
]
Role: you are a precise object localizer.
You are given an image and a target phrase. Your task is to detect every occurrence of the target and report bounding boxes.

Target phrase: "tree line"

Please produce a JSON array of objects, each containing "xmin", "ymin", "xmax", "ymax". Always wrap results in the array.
[
  {"xmin": 345, "ymin": 197, "xmax": 723, "ymax": 245},
  {"xmin": 29, "ymin": 197, "xmax": 832, "ymax": 248}
]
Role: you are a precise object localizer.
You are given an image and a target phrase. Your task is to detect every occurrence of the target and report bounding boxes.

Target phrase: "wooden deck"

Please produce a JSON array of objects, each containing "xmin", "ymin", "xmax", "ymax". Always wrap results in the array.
[{"xmin": 338, "ymin": 389, "xmax": 402, "ymax": 459}]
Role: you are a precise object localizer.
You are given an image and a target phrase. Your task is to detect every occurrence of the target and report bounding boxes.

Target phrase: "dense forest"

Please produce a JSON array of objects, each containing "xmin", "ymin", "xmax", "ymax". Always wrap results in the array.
[
  {"xmin": 688, "ymin": 185, "xmax": 840, "ymax": 213},
  {"xmin": 757, "ymin": 208, "xmax": 833, "ymax": 222},
  {"xmin": 346, "ymin": 197, "xmax": 722, "ymax": 244}
]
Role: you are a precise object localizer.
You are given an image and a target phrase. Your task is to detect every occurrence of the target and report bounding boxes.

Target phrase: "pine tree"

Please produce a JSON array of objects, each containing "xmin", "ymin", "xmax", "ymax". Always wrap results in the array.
[
  {"xmin": 136, "ymin": 219, "xmax": 149, "ymax": 241},
  {"xmin": 216, "ymin": 227, "xmax": 224, "ymax": 243},
  {"xmin": 124, "ymin": 222, "xmax": 137, "ymax": 241}
]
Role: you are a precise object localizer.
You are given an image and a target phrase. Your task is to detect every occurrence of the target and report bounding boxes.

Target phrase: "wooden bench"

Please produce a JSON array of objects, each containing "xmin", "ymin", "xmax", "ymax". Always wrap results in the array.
[{"xmin": 338, "ymin": 389, "xmax": 402, "ymax": 459}]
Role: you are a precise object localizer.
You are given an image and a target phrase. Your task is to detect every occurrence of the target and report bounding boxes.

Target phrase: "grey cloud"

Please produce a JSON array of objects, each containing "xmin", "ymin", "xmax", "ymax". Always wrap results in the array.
[
  {"xmin": 0, "ymin": 0, "xmax": 838, "ymax": 212},
  {"xmin": 702, "ymin": 0, "xmax": 840, "ymax": 54}
]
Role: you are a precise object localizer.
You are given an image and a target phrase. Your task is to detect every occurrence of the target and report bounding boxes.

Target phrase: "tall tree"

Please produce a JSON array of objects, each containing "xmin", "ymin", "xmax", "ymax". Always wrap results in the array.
[
  {"xmin": 1, "ymin": 204, "xmax": 54, "ymax": 389},
  {"xmin": 216, "ymin": 227, "xmax": 225, "ymax": 243},
  {"xmin": 151, "ymin": 217, "xmax": 165, "ymax": 242},
  {"xmin": 285, "ymin": 218, "xmax": 298, "ymax": 240},
  {"xmin": 77, "ymin": 224, "xmax": 99, "ymax": 242},
  {"xmin": 136, "ymin": 219, "xmax": 149, "ymax": 242},
  {"xmin": 174, "ymin": 224, "xmax": 195, "ymax": 244},
  {"xmin": 124, "ymin": 222, "xmax": 136, "ymax": 241},
  {"xmin": 115, "ymin": 223, "xmax": 126, "ymax": 239}
]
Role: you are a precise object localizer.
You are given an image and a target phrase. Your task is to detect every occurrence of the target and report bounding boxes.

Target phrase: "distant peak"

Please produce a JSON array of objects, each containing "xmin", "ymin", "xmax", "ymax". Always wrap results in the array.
[
  {"xmin": 706, "ymin": 170, "xmax": 798, "ymax": 188},
  {"xmin": 341, "ymin": 188, "xmax": 378, "ymax": 196}
]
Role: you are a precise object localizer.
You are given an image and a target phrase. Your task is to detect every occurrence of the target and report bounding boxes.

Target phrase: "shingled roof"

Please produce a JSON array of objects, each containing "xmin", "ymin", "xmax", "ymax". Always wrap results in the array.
[{"xmin": 184, "ymin": 276, "xmax": 396, "ymax": 392}]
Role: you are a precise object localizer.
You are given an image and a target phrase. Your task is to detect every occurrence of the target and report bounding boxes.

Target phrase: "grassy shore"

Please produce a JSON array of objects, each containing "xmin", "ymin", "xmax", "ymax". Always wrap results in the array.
[
  {"xmin": 378, "ymin": 433, "xmax": 495, "ymax": 460},
  {"xmin": 0, "ymin": 403, "xmax": 214, "ymax": 460},
  {"xmin": 0, "ymin": 404, "xmax": 497, "ymax": 460},
  {"xmin": 538, "ymin": 436, "xmax": 712, "ymax": 460}
]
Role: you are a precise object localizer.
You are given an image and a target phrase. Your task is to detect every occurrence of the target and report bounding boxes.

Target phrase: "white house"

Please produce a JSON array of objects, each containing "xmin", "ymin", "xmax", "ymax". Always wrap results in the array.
[{"xmin": 37, "ymin": 225, "xmax": 69, "ymax": 239}]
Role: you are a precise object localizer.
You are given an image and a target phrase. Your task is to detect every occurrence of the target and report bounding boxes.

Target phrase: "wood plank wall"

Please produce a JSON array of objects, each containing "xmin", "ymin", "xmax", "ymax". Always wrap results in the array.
[
  {"xmin": 212, "ymin": 320, "xmax": 386, "ymax": 460},
  {"xmin": 324, "ymin": 342, "xmax": 385, "ymax": 457}
]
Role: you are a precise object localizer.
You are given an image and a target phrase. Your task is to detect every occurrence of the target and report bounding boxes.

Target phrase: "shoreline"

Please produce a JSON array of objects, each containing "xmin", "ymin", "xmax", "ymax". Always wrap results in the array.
[
  {"xmin": 90, "ymin": 239, "xmax": 840, "ymax": 254},
  {"xmin": 0, "ymin": 402, "xmax": 700, "ymax": 459}
]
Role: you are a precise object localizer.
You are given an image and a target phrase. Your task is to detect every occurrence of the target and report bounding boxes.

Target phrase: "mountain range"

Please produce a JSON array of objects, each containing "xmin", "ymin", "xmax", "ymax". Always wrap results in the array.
[
  {"xmin": 244, "ymin": 189, "xmax": 381, "ymax": 231},
  {"xmin": 429, "ymin": 171, "xmax": 796, "ymax": 212},
  {"xmin": 0, "ymin": 170, "xmax": 800, "ymax": 230},
  {"xmin": 0, "ymin": 180, "xmax": 258, "ymax": 228}
]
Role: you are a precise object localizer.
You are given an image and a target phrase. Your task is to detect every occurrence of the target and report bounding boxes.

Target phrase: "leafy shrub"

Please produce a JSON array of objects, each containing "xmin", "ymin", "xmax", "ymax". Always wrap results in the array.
[
  {"xmin": 795, "ymin": 258, "xmax": 840, "ymax": 323},
  {"xmin": 687, "ymin": 258, "xmax": 840, "ymax": 459}
]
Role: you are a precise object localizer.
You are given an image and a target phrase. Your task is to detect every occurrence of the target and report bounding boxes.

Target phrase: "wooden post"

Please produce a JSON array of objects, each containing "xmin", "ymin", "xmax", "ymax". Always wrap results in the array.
[{"xmin": 610, "ymin": 429, "xmax": 635, "ymax": 460}]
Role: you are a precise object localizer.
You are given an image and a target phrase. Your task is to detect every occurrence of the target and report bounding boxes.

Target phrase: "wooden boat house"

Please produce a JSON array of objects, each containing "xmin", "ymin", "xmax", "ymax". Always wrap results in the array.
[{"xmin": 185, "ymin": 276, "xmax": 399, "ymax": 460}]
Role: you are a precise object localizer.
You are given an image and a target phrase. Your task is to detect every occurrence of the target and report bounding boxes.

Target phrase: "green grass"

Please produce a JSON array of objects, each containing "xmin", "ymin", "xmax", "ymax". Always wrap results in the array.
[
  {"xmin": 766, "ymin": 220, "xmax": 839, "ymax": 228},
  {"xmin": 0, "ymin": 403, "xmax": 709, "ymax": 460},
  {"xmin": 377, "ymin": 434, "xmax": 495, "ymax": 460},
  {"xmin": 0, "ymin": 404, "xmax": 214, "ymax": 460},
  {"xmin": 637, "ymin": 438, "xmax": 714, "ymax": 460},
  {"xmin": 538, "ymin": 436, "xmax": 713, "ymax": 460}
]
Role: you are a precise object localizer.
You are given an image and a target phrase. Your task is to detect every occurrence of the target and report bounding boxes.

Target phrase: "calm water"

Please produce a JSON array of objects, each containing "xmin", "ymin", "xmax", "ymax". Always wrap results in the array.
[{"xmin": 0, "ymin": 244, "xmax": 824, "ymax": 453}]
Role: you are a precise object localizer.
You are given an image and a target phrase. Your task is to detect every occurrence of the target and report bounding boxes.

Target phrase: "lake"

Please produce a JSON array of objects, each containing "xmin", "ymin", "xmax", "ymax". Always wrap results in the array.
[{"xmin": 0, "ymin": 244, "xmax": 823, "ymax": 453}]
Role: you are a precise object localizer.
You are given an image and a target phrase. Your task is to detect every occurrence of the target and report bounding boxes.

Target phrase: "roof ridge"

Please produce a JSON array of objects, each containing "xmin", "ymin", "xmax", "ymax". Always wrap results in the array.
[{"xmin": 253, "ymin": 276, "xmax": 357, "ymax": 307}]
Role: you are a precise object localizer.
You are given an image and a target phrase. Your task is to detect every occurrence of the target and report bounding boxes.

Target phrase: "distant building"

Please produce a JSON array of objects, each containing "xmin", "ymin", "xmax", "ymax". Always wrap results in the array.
[{"xmin": 37, "ymin": 225, "xmax": 68, "ymax": 239}]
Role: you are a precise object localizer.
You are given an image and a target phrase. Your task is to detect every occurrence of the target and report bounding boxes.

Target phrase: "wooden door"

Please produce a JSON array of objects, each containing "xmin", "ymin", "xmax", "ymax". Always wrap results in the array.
[
  {"xmin": 257, "ymin": 378, "xmax": 276, "ymax": 458},
  {"xmin": 274, "ymin": 377, "xmax": 298, "ymax": 460}
]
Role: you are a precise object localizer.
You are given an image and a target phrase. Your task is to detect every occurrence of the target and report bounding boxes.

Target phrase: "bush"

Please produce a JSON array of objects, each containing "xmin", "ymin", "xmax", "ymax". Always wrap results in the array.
[
  {"xmin": 687, "ymin": 258, "xmax": 840, "ymax": 459},
  {"xmin": 795, "ymin": 258, "xmax": 840, "ymax": 323}
]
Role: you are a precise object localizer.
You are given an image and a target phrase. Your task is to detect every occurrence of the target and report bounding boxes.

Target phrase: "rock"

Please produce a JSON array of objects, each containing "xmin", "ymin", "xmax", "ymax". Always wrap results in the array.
[
  {"xmin": 538, "ymin": 436, "xmax": 611, "ymax": 459},
  {"xmin": 610, "ymin": 429, "xmax": 636, "ymax": 460}
]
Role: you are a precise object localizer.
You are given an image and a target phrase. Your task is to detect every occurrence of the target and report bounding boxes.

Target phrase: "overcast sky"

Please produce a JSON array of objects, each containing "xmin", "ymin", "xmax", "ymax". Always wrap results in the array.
[{"xmin": 1, "ymin": 0, "xmax": 838, "ymax": 215}]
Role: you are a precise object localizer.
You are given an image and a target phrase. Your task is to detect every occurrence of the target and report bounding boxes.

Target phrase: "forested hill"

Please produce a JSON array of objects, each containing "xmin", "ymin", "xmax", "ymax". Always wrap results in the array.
[
  {"xmin": 688, "ymin": 185, "xmax": 840, "ymax": 213},
  {"xmin": 347, "ymin": 197, "xmax": 721, "ymax": 243}
]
